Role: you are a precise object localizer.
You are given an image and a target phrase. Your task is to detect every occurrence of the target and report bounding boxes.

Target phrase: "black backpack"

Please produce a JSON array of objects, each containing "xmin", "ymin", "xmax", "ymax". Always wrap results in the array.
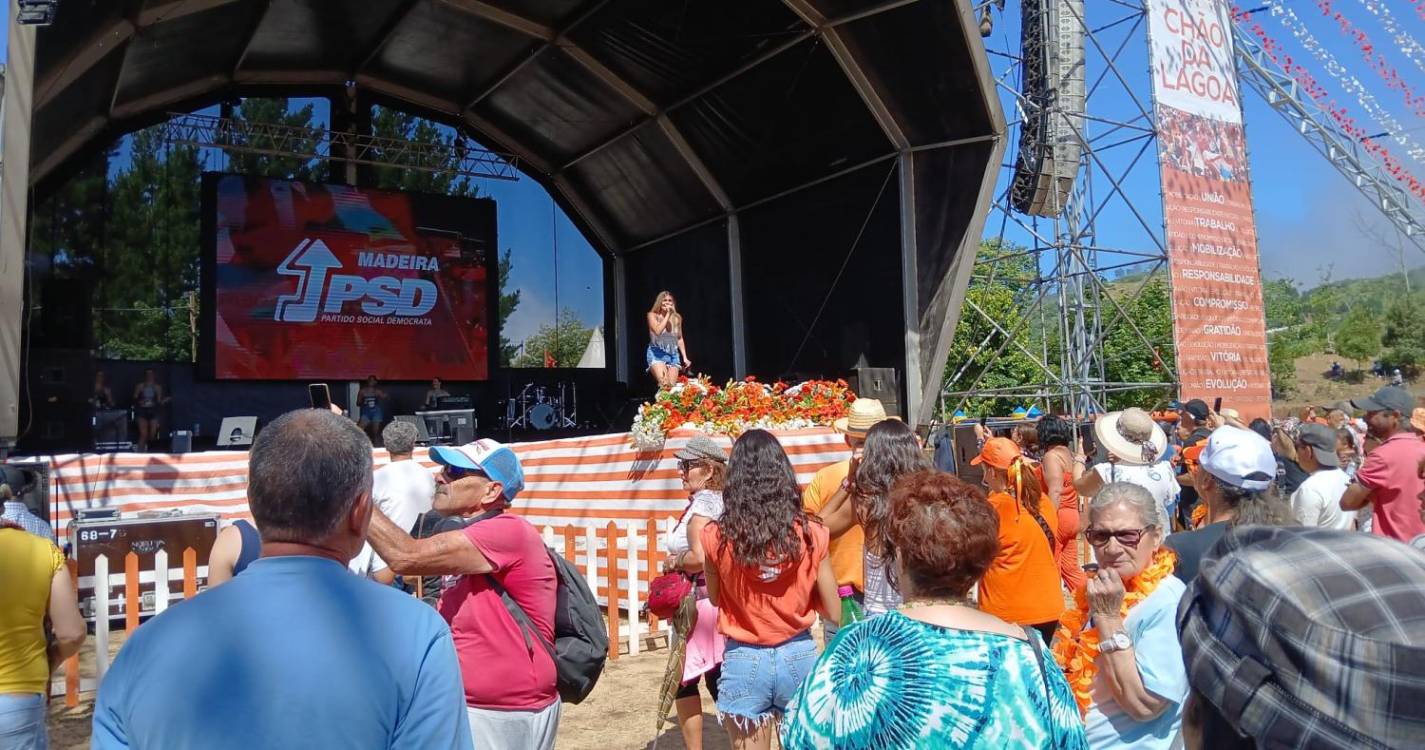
[{"xmin": 486, "ymin": 549, "xmax": 609, "ymax": 704}]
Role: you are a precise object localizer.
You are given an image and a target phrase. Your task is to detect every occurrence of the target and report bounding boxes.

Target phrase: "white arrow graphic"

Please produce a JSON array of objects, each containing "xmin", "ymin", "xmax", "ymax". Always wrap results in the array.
[{"xmin": 275, "ymin": 239, "xmax": 343, "ymax": 323}]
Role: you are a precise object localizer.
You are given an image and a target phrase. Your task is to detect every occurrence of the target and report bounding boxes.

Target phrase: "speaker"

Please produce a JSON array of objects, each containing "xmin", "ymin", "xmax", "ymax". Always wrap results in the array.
[
  {"xmin": 171, "ymin": 430, "xmax": 193, "ymax": 454},
  {"xmin": 454, "ymin": 423, "xmax": 475, "ymax": 445},
  {"xmin": 854, "ymin": 367, "xmax": 901, "ymax": 418}
]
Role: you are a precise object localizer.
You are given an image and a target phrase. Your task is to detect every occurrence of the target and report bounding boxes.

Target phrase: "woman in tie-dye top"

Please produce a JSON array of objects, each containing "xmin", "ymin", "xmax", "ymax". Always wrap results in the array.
[{"xmin": 782, "ymin": 471, "xmax": 1086, "ymax": 750}]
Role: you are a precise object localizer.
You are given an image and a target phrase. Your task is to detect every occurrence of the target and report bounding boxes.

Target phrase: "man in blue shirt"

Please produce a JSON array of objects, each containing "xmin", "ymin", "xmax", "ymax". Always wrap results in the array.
[{"xmin": 92, "ymin": 409, "xmax": 471, "ymax": 749}]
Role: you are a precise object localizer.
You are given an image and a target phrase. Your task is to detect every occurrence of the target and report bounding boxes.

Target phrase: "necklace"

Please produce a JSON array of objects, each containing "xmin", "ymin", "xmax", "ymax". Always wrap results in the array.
[{"xmin": 899, "ymin": 596, "xmax": 974, "ymax": 611}]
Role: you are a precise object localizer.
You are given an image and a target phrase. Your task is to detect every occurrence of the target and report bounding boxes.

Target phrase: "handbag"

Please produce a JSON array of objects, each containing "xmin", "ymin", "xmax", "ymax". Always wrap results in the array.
[{"xmin": 645, "ymin": 571, "xmax": 693, "ymax": 620}]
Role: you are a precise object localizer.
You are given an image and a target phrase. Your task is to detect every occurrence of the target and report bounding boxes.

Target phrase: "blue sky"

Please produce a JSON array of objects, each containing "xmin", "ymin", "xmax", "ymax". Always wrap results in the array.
[{"xmin": 983, "ymin": 1, "xmax": 1425, "ymax": 289}]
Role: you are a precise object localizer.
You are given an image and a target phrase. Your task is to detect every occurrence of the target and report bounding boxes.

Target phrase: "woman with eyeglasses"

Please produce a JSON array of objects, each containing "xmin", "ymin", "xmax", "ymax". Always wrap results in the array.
[
  {"xmin": 1053, "ymin": 482, "xmax": 1187, "ymax": 750},
  {"xmin": 658, "ymin": 434, "xmax": 729, "ymax": 750},
  {"xmin": 647, "ymin": 291, "xmax": 690, "ymax": 388}
]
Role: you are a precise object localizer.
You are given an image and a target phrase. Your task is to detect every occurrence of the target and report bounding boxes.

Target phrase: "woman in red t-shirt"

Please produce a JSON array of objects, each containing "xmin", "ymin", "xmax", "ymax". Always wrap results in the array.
[{"xmin": 700, "ymin": 430, "xmax": 839, "ymax": 750}]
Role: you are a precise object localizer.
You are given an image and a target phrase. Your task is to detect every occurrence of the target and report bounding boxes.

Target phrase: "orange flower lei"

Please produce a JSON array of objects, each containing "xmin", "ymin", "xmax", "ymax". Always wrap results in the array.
[
  {"xmin": 1189, "ymin": 502, "xmax": 1208, "ymax": 529},
  {"xmin": 1051, "ymin": 547, "xmax": 1178, "ymax": 716}
]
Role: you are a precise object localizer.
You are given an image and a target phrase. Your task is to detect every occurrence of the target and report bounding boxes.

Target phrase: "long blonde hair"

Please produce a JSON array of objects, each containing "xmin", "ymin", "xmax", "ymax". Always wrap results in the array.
[{"xmin": 649, "ymin": 291, "xmax": 682, "ymax": 334}]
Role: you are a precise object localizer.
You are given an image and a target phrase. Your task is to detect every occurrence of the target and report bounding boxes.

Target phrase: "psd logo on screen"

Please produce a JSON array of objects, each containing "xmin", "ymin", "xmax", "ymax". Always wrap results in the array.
[{"xmin": 274, "ymin": 239, "xmax": 437, "ymax": 323}]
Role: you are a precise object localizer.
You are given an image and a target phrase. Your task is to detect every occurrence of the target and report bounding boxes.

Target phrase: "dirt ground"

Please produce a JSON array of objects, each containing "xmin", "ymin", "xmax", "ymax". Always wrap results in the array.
[{"xmin": 47, "ymin": 631, "xmax": 732, "ymax": 750}]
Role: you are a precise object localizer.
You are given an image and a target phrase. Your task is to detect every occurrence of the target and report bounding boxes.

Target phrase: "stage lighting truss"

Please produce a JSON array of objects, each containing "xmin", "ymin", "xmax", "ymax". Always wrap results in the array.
[
  {"xmin": 158, "ymin": 113, "xmax": 521, "ymax": 182},
  {"xmin": 17, "ymin": 1, "xmax": 58, "ymax": 26},
  {"xmin": 945, "ymin": 0, "xmax": 1176, "ymax": 421}
]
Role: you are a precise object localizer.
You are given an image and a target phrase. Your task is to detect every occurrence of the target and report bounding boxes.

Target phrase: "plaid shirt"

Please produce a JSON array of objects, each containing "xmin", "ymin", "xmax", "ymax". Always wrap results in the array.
[
  {"xmin": 1178, "ymin": 526, "xmax": 1425, "ymax": 749},
  {"xmin": 1, "ymin": 500, "xmax": 53, "ymax": 541}
]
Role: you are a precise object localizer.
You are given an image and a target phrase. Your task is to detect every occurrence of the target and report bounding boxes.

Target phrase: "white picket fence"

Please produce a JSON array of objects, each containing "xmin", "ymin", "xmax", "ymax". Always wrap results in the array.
[{"xmin": 55, "ymin": 518, "xmax": 680, "ymax": 704}]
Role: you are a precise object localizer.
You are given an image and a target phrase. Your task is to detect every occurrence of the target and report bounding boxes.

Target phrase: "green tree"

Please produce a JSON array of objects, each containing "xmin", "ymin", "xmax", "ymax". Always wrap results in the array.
[
  {"xmin": 370, "ymin": 107, "xmax": 480, "ymax": 196},
  {"xmin": 97, "ymin": 128, "xmax": 204, "ymax": 360},
  {"xmin": 497, "ymin": 249, "xmax": 522, "ymax": 366},
  {"xmin": 941, "ymin": 240, "xmax": 1045, "ymax": 417},
  {"xmin": 1099, "ymin": 276, "xmax": 1176, "ymax": 409},
  {"xmin": 1381, "ymin": 296, "xmax": 1425, "ymax": 376},
  {"xmin": 510, "ymin": 308, "xmax": 595, "ymax": 368},
  {"xmin": 1334, "ymin": 306, "xmax": 1382, "ymax": 372},
  {"xmin": 223, "ymin": 98, "xmax": 326, "ymax": 181}
]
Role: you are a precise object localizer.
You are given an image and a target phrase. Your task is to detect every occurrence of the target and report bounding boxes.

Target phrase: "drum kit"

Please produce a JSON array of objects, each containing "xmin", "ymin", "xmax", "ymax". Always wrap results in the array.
[{"xmin": 504, "ymin": 382, "xmax": 578, "ymax": 431}]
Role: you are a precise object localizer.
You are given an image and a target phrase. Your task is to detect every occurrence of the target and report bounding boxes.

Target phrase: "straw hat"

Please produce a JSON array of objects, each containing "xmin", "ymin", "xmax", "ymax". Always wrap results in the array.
[
  {"xmin": 1094, "ymin": 407, "xmax": 1168, "ymax": 466},
  {"xmin": 833, "ymin": 398, "xmax": 891, "ymax": 437},
  {"xmin": 1412, "ymin": 408, "xmax": 1425, "ymax": 434}
]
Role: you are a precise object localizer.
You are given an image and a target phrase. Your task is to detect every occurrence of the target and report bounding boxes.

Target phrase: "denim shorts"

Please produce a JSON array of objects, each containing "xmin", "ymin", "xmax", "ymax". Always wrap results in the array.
[
  {"xmin": 716, "ymin": 631, "xmax": 817, "ymax": 729},
  {"xmin": 0, "ymin": 693, "xmax": 47, "ymax": 750},
  {"xmin": 646, "ymin": 344, "xmax": 681, "ymax": 371}
]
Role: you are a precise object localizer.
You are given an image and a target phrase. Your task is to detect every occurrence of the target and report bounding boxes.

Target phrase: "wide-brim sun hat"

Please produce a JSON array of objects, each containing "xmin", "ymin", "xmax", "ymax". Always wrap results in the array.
[
  {"xmin": 833, "ymin": 397, "xmax": 893, "ymax": 436},
  {"xmin": 1094, "ymin": 407, "xmax": 1168, "ymax": 466}
]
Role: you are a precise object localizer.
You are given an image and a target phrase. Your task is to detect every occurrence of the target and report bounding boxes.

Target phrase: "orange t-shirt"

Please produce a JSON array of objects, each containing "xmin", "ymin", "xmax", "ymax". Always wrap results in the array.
[
  {"xmin": 801, "ymin": 460, "xmax": 864, "ymax": 590},
  {"xmin": 978, "ymin": 490, "xmax": 1065, "ymax": 626},
  {"xmin": 701, "ymin": 521, "xmax": 830, "ymax": 645}
]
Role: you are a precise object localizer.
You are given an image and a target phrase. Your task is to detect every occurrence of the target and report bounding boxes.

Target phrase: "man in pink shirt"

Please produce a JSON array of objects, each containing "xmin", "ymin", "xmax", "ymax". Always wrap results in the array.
[
  {"xmin": 367, "ymin": 440, "xmax": 559, "ymax": 750},
  {"xmin": 1341, "ymin": 386, "xmax": 1425, "ymax": 542}
]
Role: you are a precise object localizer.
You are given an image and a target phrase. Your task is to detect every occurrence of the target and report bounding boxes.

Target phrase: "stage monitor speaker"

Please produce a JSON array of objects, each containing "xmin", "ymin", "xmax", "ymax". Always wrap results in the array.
[
  {"xmin": 854, "ymin": 367, "xmax": 901, "ymax": 418},
  {"xmin": 395, "ymin": 415, "xmax": 433, "ymax": 444},
  {"xmin": 171, "ymin": 430, "xmax": 193, "ymax": 454},
  {"xmin": 454, "ymin": 423, "xmax": 475, "ymax": 445},
  {"xmin": 216, "ymin": 417, "xmax": 258, "ymax": 448}
]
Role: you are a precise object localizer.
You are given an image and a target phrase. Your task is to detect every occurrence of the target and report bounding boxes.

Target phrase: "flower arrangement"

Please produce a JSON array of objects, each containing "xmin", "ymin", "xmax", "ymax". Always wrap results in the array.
[{"xmin": 630, "ymin": 376, "xmax": 856, "ymax": 449}]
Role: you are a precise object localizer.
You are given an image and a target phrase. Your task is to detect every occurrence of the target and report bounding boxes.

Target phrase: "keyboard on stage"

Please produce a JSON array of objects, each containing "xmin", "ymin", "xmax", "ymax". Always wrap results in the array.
[{"xmin": 413, "ymin": 408, "xmax": 477, "ymax": 445}]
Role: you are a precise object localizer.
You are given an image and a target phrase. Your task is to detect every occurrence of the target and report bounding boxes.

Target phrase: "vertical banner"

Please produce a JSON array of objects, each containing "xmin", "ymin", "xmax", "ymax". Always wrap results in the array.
[{"xmin": 1146, "ymin": 0, "xmax": 1273, "ymax": 421}]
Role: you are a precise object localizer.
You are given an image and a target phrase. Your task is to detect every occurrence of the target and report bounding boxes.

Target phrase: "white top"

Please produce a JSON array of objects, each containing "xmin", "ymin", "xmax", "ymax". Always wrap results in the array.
[
  {"xmin": 664, "ymin": 490, "xmax": 724, "ymax": 558},
  {"xmin": 347, "ymin": 542, "xmax": 390, "ymax": 579},
  {"xmin": 373, "ymin": 459, "xmax": 437, "ymax": 533},
  {"xmin": 1093, "ymin": 461, "xmax": 1180, "ymax": 525},
  {"xmin": 1290, "ymin": 468, "xmax": 1355, "ymax": 530}
]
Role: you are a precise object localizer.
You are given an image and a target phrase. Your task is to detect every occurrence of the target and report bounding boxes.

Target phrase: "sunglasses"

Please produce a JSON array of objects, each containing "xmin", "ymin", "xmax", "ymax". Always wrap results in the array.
[
  {"xmin": 442, "ymin": 465, "xmax": 485, "ymax": 481},
  {"xmin": 1085, "ymin": 526, "xmax": 1156, "ymax": 548},
  {"xmin": 677, "ymin": 459, "xmax": 702, "ymax": 474}
]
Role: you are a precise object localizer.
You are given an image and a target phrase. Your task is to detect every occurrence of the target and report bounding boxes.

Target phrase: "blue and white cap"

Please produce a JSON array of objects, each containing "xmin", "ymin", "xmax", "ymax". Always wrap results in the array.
[{"xmin": 429, "ymin": 439, "xmax": 525, "ymax": 503}]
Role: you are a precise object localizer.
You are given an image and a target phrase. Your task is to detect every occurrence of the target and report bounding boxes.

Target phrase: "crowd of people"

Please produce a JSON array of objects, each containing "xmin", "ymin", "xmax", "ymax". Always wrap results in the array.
[{"xmin": 4, "ymin": 383, "xmax": 1425, "ymax": 749}]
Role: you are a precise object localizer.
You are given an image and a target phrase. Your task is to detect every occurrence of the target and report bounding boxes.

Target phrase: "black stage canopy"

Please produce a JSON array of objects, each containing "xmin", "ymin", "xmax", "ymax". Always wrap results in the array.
[{"xmin": 27, "ymin": 0, "xmax": 1004, "ymax": 424}]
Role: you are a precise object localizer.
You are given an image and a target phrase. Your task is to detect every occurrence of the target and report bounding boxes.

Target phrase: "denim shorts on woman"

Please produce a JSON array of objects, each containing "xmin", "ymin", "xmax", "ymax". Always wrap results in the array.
[
  {"xmin": 716, "ymin": 631, "xmax": 818, "ymax": 729},
  {"xmin": 646, "ymin": 344, "xmax": 680, "ymax": 372}
]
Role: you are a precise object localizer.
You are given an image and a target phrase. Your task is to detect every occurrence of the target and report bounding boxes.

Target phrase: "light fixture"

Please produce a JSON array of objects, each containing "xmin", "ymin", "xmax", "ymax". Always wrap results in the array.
[{"xmin": 17, "ymin": 1, "xmax": 58, "ymax": 26}]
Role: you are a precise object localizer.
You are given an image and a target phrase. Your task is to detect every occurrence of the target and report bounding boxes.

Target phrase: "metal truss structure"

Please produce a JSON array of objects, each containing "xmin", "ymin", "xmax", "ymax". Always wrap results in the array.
[
  {"xmin": 941, "ymin": 0, "xmax": 1176, "ymax": 420},
  {"xmin": 940, "ymin": 0, "xmax": 1425, "ymax": 422},
  {"xmin": 157, "ymin": 112, "xmax": 521, "ymax": 182},
  {"xmin": 1233, "ymin": 26, "xmax": 1425, "ymax": 254}
]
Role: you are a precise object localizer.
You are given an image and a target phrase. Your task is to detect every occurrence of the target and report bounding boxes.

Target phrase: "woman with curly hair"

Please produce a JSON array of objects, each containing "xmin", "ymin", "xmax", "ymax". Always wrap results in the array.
[
  {"xmin": 700, "ymin": 430, "xmax": 840, "ymax": 750},
  {"xmin": 816, "ymin": 419, "xmax": 929, "ymax": 617}
]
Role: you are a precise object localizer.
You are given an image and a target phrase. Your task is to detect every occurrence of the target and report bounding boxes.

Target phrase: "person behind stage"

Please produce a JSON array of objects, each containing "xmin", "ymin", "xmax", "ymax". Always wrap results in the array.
[
  {"xmin": 646, "ymin": 291, "xmax": 690, "ymax": 388},
  {"xmin": 132, "ymin": 368, "xmax": 168, "ymax": 452},
  {"xmin": 358, "ymin": 375, "xmax": 388, "ymax": 444},
  {"xmin": 91, "ymin": 371, "xmax": 114, "ymax": 410},
  {"xmin": 424, "ymin": 377, "xmax": 451, "ymax": 409}
]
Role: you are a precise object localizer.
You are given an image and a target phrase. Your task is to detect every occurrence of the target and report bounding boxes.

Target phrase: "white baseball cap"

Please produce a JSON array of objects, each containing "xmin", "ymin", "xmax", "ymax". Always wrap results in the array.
[{"xmin": 1198, "ymin": 426, "xmax": 1276, "ymax": 492}]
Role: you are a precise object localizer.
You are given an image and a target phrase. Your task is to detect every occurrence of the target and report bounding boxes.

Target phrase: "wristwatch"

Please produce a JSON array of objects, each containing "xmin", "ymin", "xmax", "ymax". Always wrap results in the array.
[{"xmin": 1098, "ymin": 631, "xmax": 1133, "ymax": 654}]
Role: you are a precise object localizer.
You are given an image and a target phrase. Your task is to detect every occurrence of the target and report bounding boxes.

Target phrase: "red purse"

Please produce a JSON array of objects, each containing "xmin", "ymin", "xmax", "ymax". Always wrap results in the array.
[{"xmin": 645, "ymin": 572, "xmax": 693, "ymax": 619}]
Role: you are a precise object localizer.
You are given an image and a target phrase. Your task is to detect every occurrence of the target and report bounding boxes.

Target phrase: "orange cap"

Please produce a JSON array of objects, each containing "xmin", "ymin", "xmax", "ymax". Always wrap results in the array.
[
  {"xmin": 1181, "ymin": 443, "xmax": 1205, "ymax": 468},
  {"xmin": 972, "ymin": 437, "xmax": 1022, "ymax": 469}
]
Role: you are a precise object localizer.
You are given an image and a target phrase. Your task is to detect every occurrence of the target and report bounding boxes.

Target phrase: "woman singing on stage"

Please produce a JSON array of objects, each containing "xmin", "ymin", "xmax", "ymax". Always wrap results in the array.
[{"xmin": 647, "ymin": 291, "xmax": 690, "ymax": 388}]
